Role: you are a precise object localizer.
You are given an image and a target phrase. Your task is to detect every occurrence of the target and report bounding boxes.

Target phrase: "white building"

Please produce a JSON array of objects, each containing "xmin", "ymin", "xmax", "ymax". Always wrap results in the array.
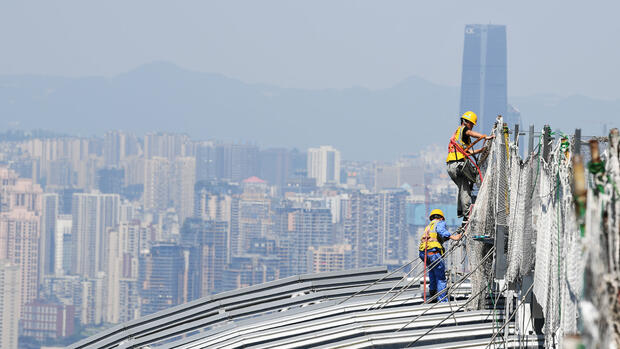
[
  {"xmin": 0, "ymin": 261, "xmax": 21, "ymax": 349},
  {"xmin": 170, "ymin": 157, "xmax": 196, "ymax": 224},
  {"xmin": 71, "ymin": 192, "xmax": 120, "ymax": 278},
  {"xmin": 143, "ymin": 157, "xmax": 170, "ymax": 213},
  {"xmin": 54, "ymin": 215, "xmax": 72, "ymax": 276},
  {"xmin": 307, "ymin": 146, "xmax": 341, "ymax": 187}
]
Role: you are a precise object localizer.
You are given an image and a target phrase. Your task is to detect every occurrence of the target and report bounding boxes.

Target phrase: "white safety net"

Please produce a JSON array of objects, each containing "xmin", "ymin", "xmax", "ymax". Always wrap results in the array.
[
  {"xmin": 582, "ymin": 129, "xmax": 620, "ymax": 349},
  {"xmin": 464, "ymin": 117, "xmax": 593, "ymax": 347}
]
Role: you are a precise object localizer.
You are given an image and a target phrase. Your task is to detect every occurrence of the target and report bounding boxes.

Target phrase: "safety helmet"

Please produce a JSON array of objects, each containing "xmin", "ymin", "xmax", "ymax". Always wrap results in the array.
[
  {"xmin": 461, "ymin": 111, "xmax": 478, "ymax": 125},
  {"xmin": 429, "ymin": 209, "xmax": 445, "ymax": 220}
]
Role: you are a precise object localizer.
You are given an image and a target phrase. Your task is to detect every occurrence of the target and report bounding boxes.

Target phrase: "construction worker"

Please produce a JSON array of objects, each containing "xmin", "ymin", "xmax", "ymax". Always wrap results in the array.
[
  {"xmin": 446, "ymin": 111, "xmax": 494, "ymax": 223},
  {"xmin": 419, "ymin": 209, "xmax": 462, "ymax": 302}
]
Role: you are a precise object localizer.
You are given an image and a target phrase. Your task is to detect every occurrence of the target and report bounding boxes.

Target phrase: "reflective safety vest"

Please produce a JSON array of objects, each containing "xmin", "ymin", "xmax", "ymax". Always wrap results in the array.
[
  {"xmin": 419, "ymin": 219, "xmax": 444, "ymax": 253},
  {"xmin": 446, "ymin": 125, "xmax": 472, "ymax": 162}
]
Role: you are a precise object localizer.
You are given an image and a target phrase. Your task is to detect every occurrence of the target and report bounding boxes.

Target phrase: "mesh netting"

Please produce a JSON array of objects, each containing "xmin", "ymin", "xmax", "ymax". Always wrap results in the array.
[
  {"xmin": 464, "ymin": 118, "xmax": 590, "ymax": 347},
  {"xmin": 582, "ymin": 130, "xmax": 620, "ymax": 349},
  {"xmin": 464, "ymin": 120, "xmax": 502, "ymax": 309}
]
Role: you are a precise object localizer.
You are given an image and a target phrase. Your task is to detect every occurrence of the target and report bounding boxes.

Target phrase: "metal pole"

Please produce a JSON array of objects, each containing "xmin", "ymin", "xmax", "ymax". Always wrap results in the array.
[
  {"xmin": 543, "ymin": 125, "xmax": 552, "ymax": 161},
  {"xmin": 528, "ymin": 124, "xmax": 535, "ymax": 155},
  {"xmin": 574, "ymin": 128, "xmax": 581, "ymax": 155},
  {"xmin": 514, "ymin": 124, "xmax": 520, "ymax": 146}
]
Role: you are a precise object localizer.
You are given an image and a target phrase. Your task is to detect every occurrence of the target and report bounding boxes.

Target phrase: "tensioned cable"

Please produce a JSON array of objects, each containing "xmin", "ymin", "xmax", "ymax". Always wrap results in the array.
[
  {"xmin": 373, "ymin": 200, "xmax": 481, "ymax": 311},
  {"xmin": 403, "ymin": 280, "xmax": 509, "ymax": 348},
  {"xmin": 395, "ymin": 246, "xmax": 496, "ymax": 333},
  {"xmin": 370, "ymin": 236, "xmax": 468, "ymax": 311}
]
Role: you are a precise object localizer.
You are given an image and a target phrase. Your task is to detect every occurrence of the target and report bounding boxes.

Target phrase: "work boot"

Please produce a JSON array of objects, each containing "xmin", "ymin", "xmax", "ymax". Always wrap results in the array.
[{"xmin": 428, "ymin": 290, "xmax": 437, "ymax": 303}]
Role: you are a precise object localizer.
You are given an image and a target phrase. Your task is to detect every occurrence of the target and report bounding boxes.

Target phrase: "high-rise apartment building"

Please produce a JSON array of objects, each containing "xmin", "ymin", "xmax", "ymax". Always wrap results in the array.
[
  {"xmin": 71, "ymin": 192, "xmax": 120, "ymax": 277},
  {"xmin": 143, "ymin": 157, "xmax": 170, "ymax": 213},
  {"xmin": 170, "ymin": 157, "xmax": 196, "ymax": 224},
  {"xmin": 0, "ymin": 209, "xmax": 41, "ymax": 309},
  {"xmin": 181, "ymin": 219, "xmax": 229, "ymax": 296},
  {"xmin": 307, "ymin": 244, "xmax": 352, "ymax": 273},
  {"xmin": 0, "ymin": 261, "xmax": 21, "ymax": 349},
  {"xmin": 460, "ymin": 24, "xmax": 507, "ymax": 134},
  {"xmin": 233, "ymin": 177, "xmax": 272, "ymax": 255},
  {"xmin": 307, "ymin": 146, "xmax": 341, "ymax": 187},
  {"xmin": 40, "ymin": 193, "xmax": 59, "ymax": 277},
  {"xmin": 138, "ymin": 244, "xmax": 187, "ymax": 316},
  {"xmin": 344, "ymin": 189, "xmax": 408, "ymax": 268},
  {"xmin": 144, "ymin": 132, "xmax": 191, "ymax": 160},
  {"xmin": 80, "ymin": 273, "xmax": 105, "ymax": 325},
  {"xmin": 20, "ymin": 300, "xmax": 75, "ymax": 341},
  {"xmin": 56, "ymin": 215, "xmax": 72, "ymax": 275},
  {"xmin": 287, "ymin": 207, "xmax": 333, "ymax": 275},
  {"xmin": 0, "ymin": 168, "xmax": 43, "ymax": 313},
  {"xmin": 221, "ymin": 255, "xmax": 280, "ymax": 291},
  {"xmin": 259, "ymin": 148, "xmax": 291, "ymax": 188},
  {"xmin": 97, "ymin": 167, "xmax": 125, "ymax": 195},
  {"xmin": 215, "ymin": 143, "xmax": 259, "ymax": 182},
  {"xmin": 195, "ymin": 141, "xmax": 217, "ymax": 182},
  {"xmin": 104, "ymin": 130, "xmax": 140, "ymax": 167}
]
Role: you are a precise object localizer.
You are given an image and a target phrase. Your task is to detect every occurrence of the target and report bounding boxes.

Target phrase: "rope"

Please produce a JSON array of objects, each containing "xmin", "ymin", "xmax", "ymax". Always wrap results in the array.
[
  {"xmin": 450, "ymin": 138, "xmax": 485, "ymax": 183},
  {"xmin": 336, "ymin": 257, "xmax": 418, "ymax": 305},
  {"xmin": 396, "ymin": 246, "xmax": 496, "ymax": 332}
]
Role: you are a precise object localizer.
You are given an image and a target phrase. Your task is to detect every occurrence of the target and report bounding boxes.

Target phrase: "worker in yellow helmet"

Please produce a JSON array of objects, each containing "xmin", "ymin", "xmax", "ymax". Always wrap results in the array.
[
  {"xmin": 419, "ymin": 209, "xmax": 462, "ymax": 302},
  {"xmin": 446, "ymin": 111, "xmax": 494, "ymax": 223}
]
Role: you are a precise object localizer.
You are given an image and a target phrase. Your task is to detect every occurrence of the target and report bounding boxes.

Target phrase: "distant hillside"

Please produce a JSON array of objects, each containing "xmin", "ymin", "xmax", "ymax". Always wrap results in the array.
[{"xmin": 0, "ymin": 62, "xmax": 617, "ymax": 160}]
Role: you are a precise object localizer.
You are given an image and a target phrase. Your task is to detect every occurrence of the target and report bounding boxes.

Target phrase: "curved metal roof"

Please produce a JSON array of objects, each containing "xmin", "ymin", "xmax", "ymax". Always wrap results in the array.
[{"xmin": 70, "ymin": 267, "xmax": 543, "ymax": 348}]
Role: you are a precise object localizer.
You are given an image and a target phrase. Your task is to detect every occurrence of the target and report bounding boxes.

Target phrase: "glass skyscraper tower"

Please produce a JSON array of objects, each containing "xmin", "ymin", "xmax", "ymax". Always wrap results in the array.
[{"xmin": 459, "ymin": 24, "xmax": 507, "ymax": 135}]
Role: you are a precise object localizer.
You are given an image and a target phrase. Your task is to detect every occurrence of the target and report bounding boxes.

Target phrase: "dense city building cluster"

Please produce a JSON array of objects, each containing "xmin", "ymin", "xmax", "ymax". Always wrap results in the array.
[{"xmin": 0, "ymin": 130, "xmax": 457, "ymax": 347}]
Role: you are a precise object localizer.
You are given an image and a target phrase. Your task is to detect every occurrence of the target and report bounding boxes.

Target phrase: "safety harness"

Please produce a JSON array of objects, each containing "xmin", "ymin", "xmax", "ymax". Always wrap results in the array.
[
  {"xmin": 420, "ymin": 219, "xmax": 444, "ymax": 302},
  {"xmin": 448, "ymin": 128, "xmax": 484, "ymax": 183}
]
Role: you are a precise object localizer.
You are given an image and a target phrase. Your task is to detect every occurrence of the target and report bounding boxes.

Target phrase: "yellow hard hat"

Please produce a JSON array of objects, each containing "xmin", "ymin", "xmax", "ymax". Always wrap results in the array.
[
  {"xmin": 429, "ymin": 209, "xmax": 445, "ymax": 220},
  {"xmin": 461, "ymin": 111, "xmax": 478, "ymax": 125}
]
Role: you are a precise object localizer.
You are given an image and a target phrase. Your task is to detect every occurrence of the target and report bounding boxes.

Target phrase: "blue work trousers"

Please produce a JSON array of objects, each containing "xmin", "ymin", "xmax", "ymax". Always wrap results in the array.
[{"xmin": 419, "ymin": 251, "xmax": 448, "ymax": 302}]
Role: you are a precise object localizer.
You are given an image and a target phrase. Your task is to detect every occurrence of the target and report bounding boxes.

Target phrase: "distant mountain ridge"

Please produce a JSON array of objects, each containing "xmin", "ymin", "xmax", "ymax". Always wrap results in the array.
[{"xmin": 0, "ymin": 62, "xmax": 617, "ymax": 160}]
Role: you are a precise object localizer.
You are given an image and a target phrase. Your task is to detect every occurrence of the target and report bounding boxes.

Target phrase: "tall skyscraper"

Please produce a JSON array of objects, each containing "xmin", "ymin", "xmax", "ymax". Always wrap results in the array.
[
  {"xmin": 234, "ymin": 177, "xmax": 272, "ymax": 255},
  {"xmin": 0, "ymin": 261, "xmax": 21, "ymax": 349},
  {"xmin": 195, "ymin": 141, "xmax": 217, "ymax": 182},
  {"xmin": 287, "ymin": 207, "xmax": 333, "ymax": 275},
  {"xmin": 144, "ymin": 132, "xmax": 191, "ymax": 160},
  {"xmin": 104, "ymin": 130, "xmax": 140, "ymax": 167},
  {"xmin": 307, "ymin": 146, "xmax": 341, "ymax": 187},
  {"xmin": 0, "ymin": 167, "xmax": 43, "ymax": 311},
  {"xmin": 56, "ymin": 215, "xmax": 72, "ymax": 275},
  {"xmin": 181, "ymin": 219, "xmax": 229, "ymax": 296},
  {"xmin": 40, "ymin": 193, "xmax": 59, "ymax": 277},
  {"xmin": 215, "ymin": 143, "xmax": 259, "ymax": 182},
  {"xmin": 259, "ymin": 148, "xmax": 291, "ymax": 188},
  {"xmin": 71, "ymin": 192, "xmax": 120, "ymax": 277},
  {"xmin": 0, "ymin": 209, "xmax": 41, "ymax": 310},
  {"xmin": 143, "ymin": 157, "xmax": 170, "ymax": 213},
  {"xmin": 344, "ymin": 189, "xmax": 408, "ymax": 268},
  {"xmin": 170, "ymin": 157, "xmax": 196, "ymax": 224},
  {"xmin": 459, "ymin": 24, "xmax": 507, "ymax": 134},
  {"xmin": 138, "ymin": 244, "xmax": 187, "ymax": 316}
]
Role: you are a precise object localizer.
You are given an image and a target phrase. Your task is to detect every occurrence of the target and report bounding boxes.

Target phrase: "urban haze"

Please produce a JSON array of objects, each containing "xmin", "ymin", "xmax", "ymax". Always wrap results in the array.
[{"xmin": 0, "ymin": 1, "xmax": 618, "ymax": 349}]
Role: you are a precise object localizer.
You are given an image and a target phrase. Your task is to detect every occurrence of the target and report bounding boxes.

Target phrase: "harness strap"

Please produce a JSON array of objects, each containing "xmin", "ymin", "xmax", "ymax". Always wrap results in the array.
[{"xmin": 449, "ymin": 138, "xmax": 484, "ymax": 183}]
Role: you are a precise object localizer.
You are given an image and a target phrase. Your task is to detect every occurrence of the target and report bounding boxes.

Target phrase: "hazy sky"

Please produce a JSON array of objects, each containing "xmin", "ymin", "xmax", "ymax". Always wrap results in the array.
[{"xmin": 1, "ymin": 1, "xmax": 619, "ymax": 99}]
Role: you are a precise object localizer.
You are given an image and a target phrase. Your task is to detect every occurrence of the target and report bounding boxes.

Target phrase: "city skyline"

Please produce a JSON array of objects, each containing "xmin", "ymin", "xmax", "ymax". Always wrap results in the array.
[{"xmin": 0, "ymin": 4, "xmax": 615, "ymax": 346}]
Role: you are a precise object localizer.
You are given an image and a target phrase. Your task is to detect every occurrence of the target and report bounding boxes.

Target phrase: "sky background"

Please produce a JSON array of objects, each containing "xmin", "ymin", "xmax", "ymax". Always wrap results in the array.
[{"xmin": 1, "ymin": 0, "xmax": 619, "ymax": 100}]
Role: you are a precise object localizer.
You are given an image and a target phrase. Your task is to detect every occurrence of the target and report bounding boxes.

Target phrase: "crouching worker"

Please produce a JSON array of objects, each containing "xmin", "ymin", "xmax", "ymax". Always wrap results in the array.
[{"xmin": 419, "ymin": 209, "xmax": 462, "ymax": 302}]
